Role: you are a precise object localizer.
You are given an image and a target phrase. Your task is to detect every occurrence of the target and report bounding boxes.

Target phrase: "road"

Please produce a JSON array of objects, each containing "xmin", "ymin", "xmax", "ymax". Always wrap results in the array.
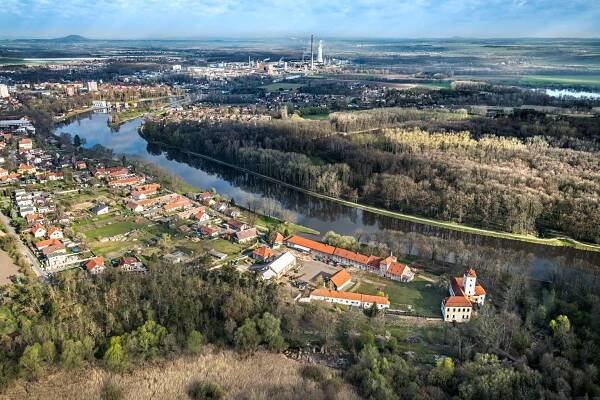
[{"xmin": 0, "ymin": 210, "xmax": 48, "ymax": 282}]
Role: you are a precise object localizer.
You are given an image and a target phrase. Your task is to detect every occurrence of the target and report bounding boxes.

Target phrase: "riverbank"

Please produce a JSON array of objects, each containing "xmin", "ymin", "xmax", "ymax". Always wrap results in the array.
[{"xmin": 146, "ymin": 139, "xmax": 600, "ymax": 253}]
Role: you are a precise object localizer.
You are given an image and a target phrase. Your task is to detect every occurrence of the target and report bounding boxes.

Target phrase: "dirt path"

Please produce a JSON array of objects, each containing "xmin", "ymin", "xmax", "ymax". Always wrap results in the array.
[{"xmin": 0, "ymin": 247, "xmax": 18, "ymax": 285}]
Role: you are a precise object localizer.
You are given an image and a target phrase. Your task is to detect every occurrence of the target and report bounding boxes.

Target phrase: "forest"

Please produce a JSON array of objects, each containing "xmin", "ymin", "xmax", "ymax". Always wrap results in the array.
[
  {"xmin": 1, "ymin": 230, "xmax": 600, "ymax": 399},
  {"xmin": 140, "ymin": 108, "xmax": 600, "ymax": 243}
]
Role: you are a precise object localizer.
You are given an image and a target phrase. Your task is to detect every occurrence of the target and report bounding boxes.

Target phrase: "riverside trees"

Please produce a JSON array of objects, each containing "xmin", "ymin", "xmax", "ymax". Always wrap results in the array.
[{"xmin": 141, "ymin": 112, "xmax": 600, "ymax": 243}]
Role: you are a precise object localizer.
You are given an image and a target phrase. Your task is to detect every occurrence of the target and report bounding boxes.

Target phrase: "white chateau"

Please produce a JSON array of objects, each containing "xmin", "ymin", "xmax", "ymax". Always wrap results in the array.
[{"xmin": 441, "ymin": 268, "xmax": 486, "ymax": 323}]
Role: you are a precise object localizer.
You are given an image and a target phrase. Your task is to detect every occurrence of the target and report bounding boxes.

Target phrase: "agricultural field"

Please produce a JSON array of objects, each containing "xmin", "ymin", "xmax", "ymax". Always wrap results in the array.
[
  {"xmin": 351, "ymin": 271, "xmax": 446, "ymax": 317},
  {"xmin": 520, "ymin": 74, "xmax": 600, "ymax": 87}
]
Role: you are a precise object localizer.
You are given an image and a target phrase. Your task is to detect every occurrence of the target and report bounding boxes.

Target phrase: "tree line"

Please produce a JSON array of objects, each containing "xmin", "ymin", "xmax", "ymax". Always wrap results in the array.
[{"xmin": 140, "ymin": 115, "xmax": 600, "ymax": 243}]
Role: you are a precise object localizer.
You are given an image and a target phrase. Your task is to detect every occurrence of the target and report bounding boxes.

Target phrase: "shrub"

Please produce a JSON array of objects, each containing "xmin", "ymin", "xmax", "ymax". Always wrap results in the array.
[
  {"xmin": 100, "ymin": 379, "xmax": 124, "ymax": 400},
  {"xmin": 300, "ymin": 364, "xmax": 327, "ymax": 383},
  {"xmin": 188, "ymin": 381, "xmax": 224, "ymax": 400}
]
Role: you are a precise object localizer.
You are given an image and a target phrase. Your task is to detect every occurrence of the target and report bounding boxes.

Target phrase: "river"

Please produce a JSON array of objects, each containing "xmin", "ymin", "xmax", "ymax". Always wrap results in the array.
[{"xmin": 55, "ymin": 112, "xmax": 600, "ymax": 279}]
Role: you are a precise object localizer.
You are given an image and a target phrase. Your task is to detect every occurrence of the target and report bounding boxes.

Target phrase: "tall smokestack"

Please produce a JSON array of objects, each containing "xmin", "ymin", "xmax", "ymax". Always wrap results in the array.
[{"xmin": 310, "ymin": 34, "xmax": 314, "ymax": 70}]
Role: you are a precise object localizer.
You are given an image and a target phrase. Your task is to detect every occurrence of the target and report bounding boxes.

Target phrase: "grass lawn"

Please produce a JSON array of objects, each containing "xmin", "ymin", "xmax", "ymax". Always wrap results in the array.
[
  {"xmin": 207, "ymin": 239, "xmax": 244, "ymax": 255},
  {"xmin": 89, "ymin": 240, "xmax": 141, "ymax": 257},
  {"xmin": 83, "ymin": 221, "xmax": 145, "ymax": 240},
  {"xmin": 353, "ymin": 274, "xmax": 445, "ymax": 317}
]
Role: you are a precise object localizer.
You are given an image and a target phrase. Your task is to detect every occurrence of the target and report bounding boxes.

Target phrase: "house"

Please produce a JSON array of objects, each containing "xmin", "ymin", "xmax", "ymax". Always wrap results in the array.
[
  {"xmin": 177, "ymin": 206, "xmax": 204, "ymax": 220},
  {"xmin": 209, "ymin": 249, "xmax": 227, "ymax": 260},
  {"xmin": 18, "ymin": 138, "xmax": 33, "ymax": 152},
  {"xmin": 131, "ymin": 183, "xmax": 160, "ymax": 200},
  {"xmin": 0, "ymin": 168, "xmax": 7, "ymax": 178},
  {"xmin": 449, "ymin": 268, "xmax": 486, "ymax": 306},
  {"xmin": 126, "ymin": 201, "xmax": 144, "ymax": 213},
  {"xmin": 332, "ymin": 247, "xmax": 370, "ymax": 268},
  {"xmin": 17, "ymin": 163, "xmax": 36, "ymax": 175},
  {"xmin": 85, "ymin": 257, "xmax": 105, "ymax": 274},
  {"xmin": 19, "ymin": 206, "xmax": 36, "ymax": 217},
  {"xmin": 441, "ymin": 296, "xmax": 473, "ymax": 323},
  {"xmin": 329, "ymin": 269, "xmax": 353, "ymax": 291},
  {"xmin": 193, "ymin": 209, "xmax": 210, "ymax": 223},
  {"xmin": 47, "ymin": 226, "xmax": 63, "ymax": 240},
  {"xmin": 108, "ymin": 175, "xmax": 145, "ymax": 188},
  {"xmin": 91, "ymin": 204, "xmax": 109, "ymax": 215},
  {"xmin": 286, "ymin": 235, "xmax": 335, "ymax": 258},
  {"xmin": 75, "ymin": 161, "xmax": 87, "ymax": 170},
  {"xmin": 261, "ymin": 252, "xmax": 296, "ymax": 280},
  {"xmin": 226, "ymin": 219, "xmax": 248, "ymax": 232},
  {"xmin": 30, "ymin": 224, "xmax": 46, "ymax": 238},
  {"xmin": 271, "ymin": 232, "xmax": 284, "ymax": 248},
  {"xmin": 215, "ymin": 203, "xmax": 228, "ymax": 212},
  {"xmin": 163, "ymin": 196, "xmax": 192, "ymax": 212},
  {"xmin": 198, "ymin": 192, "xmax": 212, "ymax": 203},
  {"xmin": 26, "ymin": 213, "xmax": 45, "ymax": 226},
  {"xmin": 224, "ymin": 208, "xmax": 240, "ymax": 218},
  {"xmin": 235, "ymin": 228, "xmax": 257, "ymax": 244},
  {"xmin": 381, "ymin": 259, "xmax": 414, "ymax": 282},
  {"xmin": 163, "ymin": 250, "xmax": 192, "ymax": 265},
  {"xmin": 34, "ymin": 238, "xmax": 62, "ymax": 250},
  {"xmin": 252, "ymin": 245, "xmax": 274, "ymax": 262},
  {"xmin": 118, "ymin": 256, "xmax": 145, "ymax": 272},
  {"xmin": 309, "ymin": 288, "xmax": 390, "ymax": 310},
  {"xmin": 441, "ymin": 268, "xmax": 486, "ymax": 323},
  {"xmin": 45, "ymin": 252, "xmax": 80, "ymax": 271},
  {"xmin": 199, "ymin": 226, "xmax": 219, "ymax": 238},
  {"xmin": 47, "ymin": 171, "xmax": 64, "ymax": 181},
  {"xmin": 42, "ymin": 243, "xmax": 66, "ymax": 256}
]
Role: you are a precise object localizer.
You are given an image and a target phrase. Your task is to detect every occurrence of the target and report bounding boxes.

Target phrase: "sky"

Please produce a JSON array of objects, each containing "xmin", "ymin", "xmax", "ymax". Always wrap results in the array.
[{"xmin": 1, "ymin": 0, "xmax": 599, "ymax": 39}]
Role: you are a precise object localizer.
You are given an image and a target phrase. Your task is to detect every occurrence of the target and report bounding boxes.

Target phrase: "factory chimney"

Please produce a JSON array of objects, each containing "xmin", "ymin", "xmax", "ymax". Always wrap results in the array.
[
  {"xmin": 310, "ymin": 34, "xmax": 314, "ymax": 70},
  {"xmin": 317, "ymin": 40, "xmax": 323, "ymax": 63}
]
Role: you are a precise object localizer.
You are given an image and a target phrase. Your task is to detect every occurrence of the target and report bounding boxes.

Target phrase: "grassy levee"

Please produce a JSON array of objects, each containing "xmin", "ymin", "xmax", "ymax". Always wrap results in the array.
[{"xmin": 144, "ymin": 139, "xmax": 600, "ymax": 253}]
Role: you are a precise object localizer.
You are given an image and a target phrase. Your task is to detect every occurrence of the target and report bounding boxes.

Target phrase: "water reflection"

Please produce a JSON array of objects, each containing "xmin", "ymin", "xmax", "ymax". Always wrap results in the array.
[{"xmin": 55, "ymin": 112, "xmax": 600, "ymax": 272}]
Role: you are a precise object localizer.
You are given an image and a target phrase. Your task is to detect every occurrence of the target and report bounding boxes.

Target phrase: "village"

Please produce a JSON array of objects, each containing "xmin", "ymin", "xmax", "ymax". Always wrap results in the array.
[{"xmin": 0, "ymin": 116, "xmax": 486, "ymax": 323}]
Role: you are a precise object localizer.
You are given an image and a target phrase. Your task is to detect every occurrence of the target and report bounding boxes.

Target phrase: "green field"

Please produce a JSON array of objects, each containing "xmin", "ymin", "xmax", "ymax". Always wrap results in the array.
[
  {"xmin": 416, "ymin": 81, "xmax": 452, "ymax": 90},
  {"xmin": 81, "ymin": 221, "xmax": 144, "ymax": 240},
  {"xmin": 354, "ymin": 274, "xmax": 445, "ymax": 317},
  {"xmin": 208, "ymin": 239, "xmax": 244, "ymax": 255},
  {"xmin": 521, "ymin": 75, "xmax": 600, "ymax": 87}
]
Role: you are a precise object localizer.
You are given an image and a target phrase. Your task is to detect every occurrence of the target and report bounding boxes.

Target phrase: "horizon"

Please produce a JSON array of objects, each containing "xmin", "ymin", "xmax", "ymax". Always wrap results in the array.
[
  {"xmin": 2, "ymin": 34, "xmax": 600, "ymax": 41},
  {"xmin": 2, "ymin": 0, "xmax": 600, "ymax": 39}
]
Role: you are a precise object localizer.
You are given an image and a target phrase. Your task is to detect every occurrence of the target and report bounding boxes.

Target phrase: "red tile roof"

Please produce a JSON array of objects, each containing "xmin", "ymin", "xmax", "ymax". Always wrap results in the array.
[
  {"xmin": 311, "ymin": 288, "xmax": 389, "ymax": 306},
  {"xmin": 286, "ymin": 235, "xmax": 335, "ymax": 255},
  {"xmin": 235, "ymin": 228, "xmax": 257, "ymax": 241},
  {"xmin": 330, "ymin": 269, "xmax": 352, "ymax": 289},
  {"xmin": 333, "ymin": 247, "xmax": 370, "ymax": 265},
  {"xmin": 386, "ymin": 262, "xmax": 408, "ymax": 277},
  {"xmin": 252, "ymin": 246, "xmax": 274, "ymax": 260},
  {"xmin": 34, "ymin": 238, "xmax": 62, "ymax": 250},
  {"xmin": 442, "ymin": 296, "xmax": 472, "ymax": 308},
  {"xmin": 273, "ymin": 232, "xmax": 284, "ymax": 244},
  {"xmin": 85, "ymin": 257, "xmax": 104, "ymax": 271}
]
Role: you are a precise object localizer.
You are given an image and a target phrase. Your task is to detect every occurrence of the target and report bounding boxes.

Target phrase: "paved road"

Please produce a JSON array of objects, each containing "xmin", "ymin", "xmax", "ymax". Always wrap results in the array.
[{"xmin": 0, "ymin": 210, "xmax": 48, "ymax": 282}]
